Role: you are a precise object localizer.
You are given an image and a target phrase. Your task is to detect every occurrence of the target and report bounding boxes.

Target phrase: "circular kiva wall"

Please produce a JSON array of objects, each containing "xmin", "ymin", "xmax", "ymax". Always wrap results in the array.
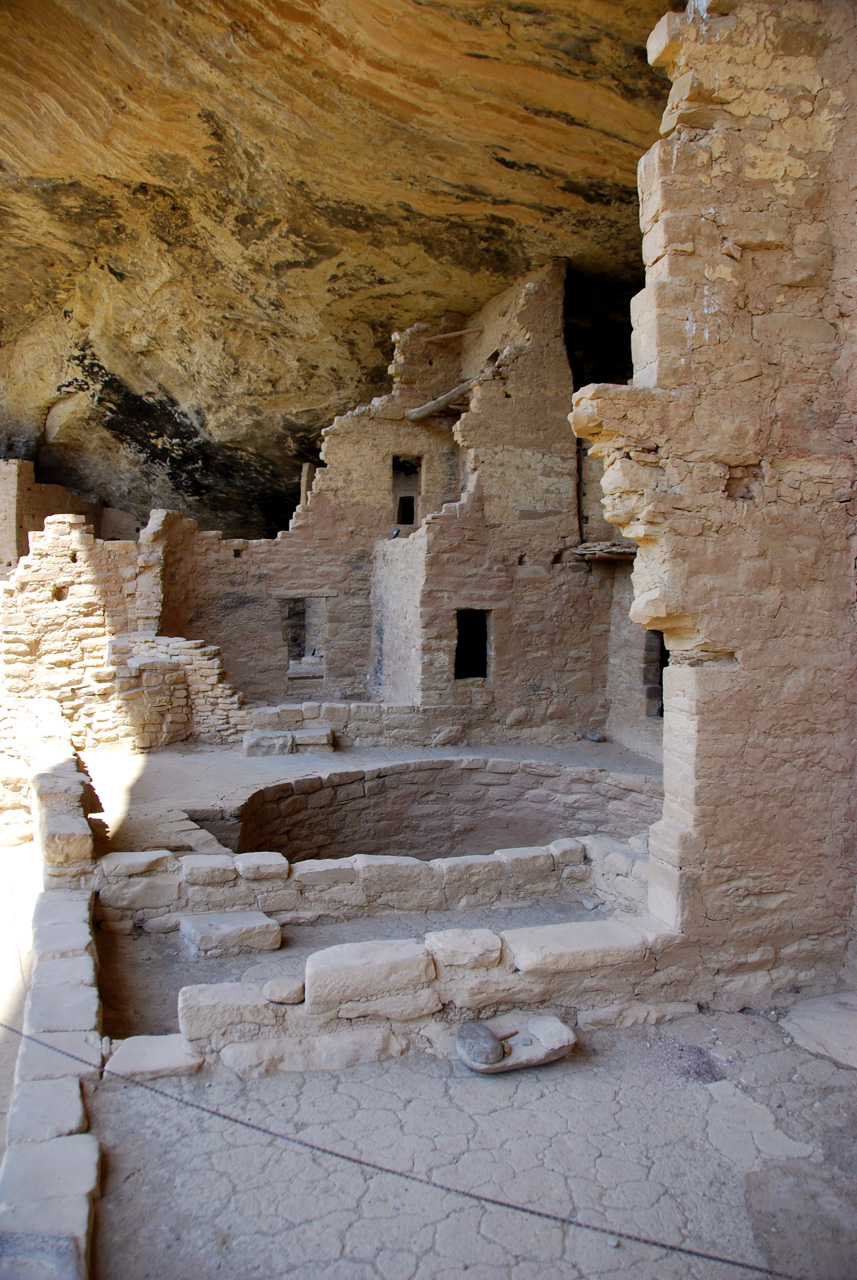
[{"xmin": 237, "ymin": 758, "xmax": 663, "ymax": 863}]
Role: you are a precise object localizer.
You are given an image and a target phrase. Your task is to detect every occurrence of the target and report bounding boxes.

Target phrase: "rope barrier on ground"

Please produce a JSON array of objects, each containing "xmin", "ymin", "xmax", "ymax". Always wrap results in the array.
[{"xmin": 0, "ymin": 1020, "xmax": 805, "ymax": 1280}]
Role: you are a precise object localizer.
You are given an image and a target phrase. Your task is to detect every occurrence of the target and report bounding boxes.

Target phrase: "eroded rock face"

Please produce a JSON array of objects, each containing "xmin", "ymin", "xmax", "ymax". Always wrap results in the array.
[{"xmin": 0, "ymin": 0, "xmax": 669, "ymax": 533}]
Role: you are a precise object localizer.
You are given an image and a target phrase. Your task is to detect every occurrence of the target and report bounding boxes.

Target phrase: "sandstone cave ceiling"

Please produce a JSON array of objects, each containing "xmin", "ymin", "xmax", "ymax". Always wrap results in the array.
[{"xmin": 0, "ymin": 0, "xmax": 672, "ymax": 536}]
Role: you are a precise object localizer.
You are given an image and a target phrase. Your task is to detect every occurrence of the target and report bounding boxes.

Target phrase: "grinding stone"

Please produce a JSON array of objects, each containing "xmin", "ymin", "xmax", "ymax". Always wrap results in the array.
[{"xmin": 456, "ymin": 1020, "xmax": 505, "ymax": 1066}]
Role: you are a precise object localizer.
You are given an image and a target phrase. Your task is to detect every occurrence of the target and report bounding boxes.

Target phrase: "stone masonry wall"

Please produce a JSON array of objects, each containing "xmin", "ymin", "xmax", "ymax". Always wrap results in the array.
[
  {"xmin": 0, "ymin": 514, "xmax": 251, "ymax": 750},
  {"xmin": 0, "ymin": 459, "xmax": 99, "ymax": 571},
  {"xmin": 572, "ymin": 0, "xmax": 857, "ymax": 999},
  {"xmin": 237, "ymin": 758, "xmax": 663, "ymax": 863}
]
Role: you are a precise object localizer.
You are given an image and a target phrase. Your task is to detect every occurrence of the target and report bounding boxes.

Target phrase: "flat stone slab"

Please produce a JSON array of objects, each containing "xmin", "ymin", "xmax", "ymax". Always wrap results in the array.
[
  {"xmin": 221, "ymin": 1027, "xmax": 406, "ymax": 1077},
  {"xmin": 782, "ymin": 990, "xmax": 857, "ymax": 1069},
  {"xmin": 23, "ymin": 985, "xmax": 100, "ymax": 1036},
  {"xmin": 31, "ymin": 957, "xmax": 96, "ymax": 991},
  {"xmin": 0, "ymin": 1134, "xmax": 100, "ymax": 1204},
  {"xmin": 180, "ymin": 854, "xmax": 236, "ymax": 885},
  {"xmin": 14, "ymin": 1033, "xmax": 102, "ymax": 1084},
  {"xmin": 426, "ymin": 928, "xmax": 502, "ymax": 969},
  {"xmin": 178, "ymin": 912, "xmax": 281, "ymax": 954},
  {"xmin": 31, "ymin": 894, "xmax": 93, "ymax": 929},
  {"xmin": 456, "ymin": 1014, "xmax": 577, "ymax": 1074},
  {"xmin": 305, "ymin": 938, "xmax": 434, "ymax": 1013},
  {"xmin": 242, "ymin": 730, "xmax": 295, "ymax": 757},
  {"xmin": 32, "ymin": 924, "xmax": 94, "ymax": 963},
  {"xmin": 178, "ymin": 983, "xmax": 278, "ymax": 1044},
  {"xmin": 262, "ymin": 977, "xmax": 305, "ymax": 1004},
  {"xmin": 98, "ymin": 850, "xmax": 172, "ymax": 877},
  {"xmin": 233, "ymin": 851, "xmax": 290, "ymax": 880},
  {"xmin": 501, "ymin": 919, "xmax": 647, "ymax": 974},
  {"xmin": 106, "ymin": 1034, "xmax": 203, "ymax": 1080},
  {"xmin": 6, "ymin": 1078, "xmax": 87, "ymax": 1144},
  {"xmin": 0, "ymin": 1226, "xmax": 87, "ymax": 1280}
]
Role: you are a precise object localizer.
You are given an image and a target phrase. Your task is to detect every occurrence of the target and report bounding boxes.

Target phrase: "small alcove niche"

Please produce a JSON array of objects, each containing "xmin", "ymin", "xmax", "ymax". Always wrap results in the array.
[
  {"xmin": 392, "ymin": 455, "xmax": 422, "ymax": 528},
  {"xmin": 455, "ymin": 609, "xmax": 491, "ymax": 680},
  {"xmin": 644, "ymin": 630, "xmax": 668, "ymax": 718}
]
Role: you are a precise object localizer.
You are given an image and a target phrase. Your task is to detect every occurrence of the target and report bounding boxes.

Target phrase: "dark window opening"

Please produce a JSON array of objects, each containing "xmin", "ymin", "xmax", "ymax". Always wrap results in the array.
[
  {"xmin": 283, "ymin": 598, "xmax": 306, "ymax": 662},
  {"xmin": 644, "ymin": 630, "xmax": 668, "ymax": 718},
  {"xmin": 455, "ymin": 609, "xmax": 490, "ymax": 680},
  {"xmin": 233, "ymin": 549, "xmax": 242, "ymax": 558},
  {"xmin": 563, "ymin": 263, "xmax": 642, "ymax": 387},
  {"xmin": 393, "ymin": 455, "xmax": 422, "ymax": 528}
]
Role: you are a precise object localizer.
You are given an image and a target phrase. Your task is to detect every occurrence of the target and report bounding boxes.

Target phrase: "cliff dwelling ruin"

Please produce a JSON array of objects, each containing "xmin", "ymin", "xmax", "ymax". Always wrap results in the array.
[{"xmin": 0, "ymin": 1, "xmax": 856, "ymax": 1277}]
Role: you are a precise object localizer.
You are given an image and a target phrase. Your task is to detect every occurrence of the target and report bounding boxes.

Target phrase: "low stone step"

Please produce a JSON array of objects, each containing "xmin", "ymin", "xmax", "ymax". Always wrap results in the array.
[
  {"xmin": 178, "ymin": 911, "xmax": 282, "ymax": 956},
  {"xmin": 293, "ymin": 726, "xmax": 334, "ymax": 753},
  {"xmin": 105, "ymin": 1034, "xmax": 203, "ymax": 1080},
  {"xmin": 242, "ymin": 730, "xmax": 294, "ymax": 757},
  {"xmin": 242, "ymin": 725, "xmax": 335, "ymax": 756}
]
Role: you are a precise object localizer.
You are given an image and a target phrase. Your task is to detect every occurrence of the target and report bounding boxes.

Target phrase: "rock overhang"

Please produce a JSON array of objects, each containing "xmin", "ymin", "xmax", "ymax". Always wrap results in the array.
[{"xmin": 0, "ymin": 0, "xmax": 671, "ymax": 532}]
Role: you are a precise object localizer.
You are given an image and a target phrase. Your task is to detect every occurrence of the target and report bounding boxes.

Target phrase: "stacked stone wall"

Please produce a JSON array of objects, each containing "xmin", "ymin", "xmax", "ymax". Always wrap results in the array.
[
  {"xmin": 572, "ymin": 0, "xmax": 857, "ymax": 993},
  {"xmin": 0, "ymin": 515, "xmax": 250, "ymax": 750},
  {"xmin": 237, "ymin": 758, "xmax": 663, "ymax": 862}
]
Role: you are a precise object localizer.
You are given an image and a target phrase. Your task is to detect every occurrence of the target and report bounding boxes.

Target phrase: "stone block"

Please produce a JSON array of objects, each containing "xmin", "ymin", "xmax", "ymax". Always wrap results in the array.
[
  {"xmin": 185, "ymin": 884, "xmax": 255, "ymax": 911},
  {"xmin": 425, "ymin": 928, "xmax": 502, "ymax": 969},
  {"xmin": 98, "ymin": 850, "xmax": 171, "ymax": 877},
  {"xmin": 32, "ymin": 894, "xmax": 92, "ymax": 929},
  {"xmin": 292, "ymin": 858, "xmax": 356, "ymax": 887},
  {"xmin": 99, "ymin": 874, "xmax": 180, "ymax": 911},
  {"xmin": 502, "ymin": 920, "xmax": 647, "ymax": 974},
  {"xmin": 180, "ymin": 854, "xmax": 236, "ymax": 885},
  {"xmin": 141, "ymin": 914, "xmax": 181, "ymax": 933},
  {"xmin": 39, "ymin": 815, "xmax": 93, "ymax": 866},
  {"xmin": 547, "ymin": 838, "xmax": 585, "ymax": 869},
  {"xmin": 221, "ymin": 1027, "xmax": 406, "ymax": 1078},
  {"xmin": 262, "ymin": 977, "xmax": 305, "ymax": 1004},
  {"xmin": 233, "ymin": 851, "xmax": 290, "ymax": 880},
  {"xmin": 305, "ymin": 938, "xmax": 435, "ymax": 1013},
  {"xmin": 275, "ymin": 705, "xmax": 305, "ymax": 727},
  {"xmin": 293, "ymin": 726, "xmax": 334, "ymax": 752},
  {"xmin": 338, "ymin": 988, "xmax": 442, "ymax": 1021},
  {"xmin": 0, "ymin": 1134, "xmax": 100, "ymax": 1205},
  {"xmin": 14, "ymin": 1032, "xmax": 101, "ymax": 1084},
  {"xmin": 178, "ymin": 983, "xmax": 279, "ymax": 1044},
  {"xmin": 493, "ymin": 846, "xmax": 555, "ymax": 886},
  {"xmin": 29, "ymin": 770, "xmax": 85, "ymax": 813},
  {"xmin": 0, "ymin": 1218, "xmax": 88, "ymax": 1278},
  {"xmin": 31, "ymin": 957, "xmax": 97, "ymax": 991},
  {"xmin": 178, "ymin": 912, "xmax": 281, "ymax": 955},
  {"xmin": 242, "ymin": 730, "xmax": 295, "ymax": 756},
  {"xmin": 576, "ymin": 1000, "xmax": 699, "ymax": 1032},
  {"xmin": 32, "ymin": 924, "xmax": 94, "ymax": 963},
  {"xmin": 106, "ymin": 1034, "xmax": 203, "ymax": 1080},
  {"xmin": 255, "ymin": 886, "xmax": 302, "ymax": 912},
  {"xmin": 647, "ymin": 10, "xmax": 685, "ymax": 68},
  {"xmin": 437, "ymin": 967, "xmax": 550, "ymax": 1012},
  {"xmin": 352, "ymin": 855, "xmax": 442, "ymax": 907},
  {"xmin": 23, "ymin": 986, "xmax": 100, "ymax": 1036},
  {"xmin": 249, "ymin": 707, "xmax": 285, "ymax": 730},
  {"xmin": 432, "ymin": 854, "xmax": 498, "ymax": 907},
  {"xmin": 6, "ymin": 1078, "xmax": 87, "ymax": 1144}
]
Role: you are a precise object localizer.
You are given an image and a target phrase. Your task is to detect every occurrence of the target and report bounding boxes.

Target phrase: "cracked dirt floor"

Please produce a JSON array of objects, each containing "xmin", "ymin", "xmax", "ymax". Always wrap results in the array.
[{"xmin": 89, "ymin": 1010, "xmax": 857, "ymax": 1280}]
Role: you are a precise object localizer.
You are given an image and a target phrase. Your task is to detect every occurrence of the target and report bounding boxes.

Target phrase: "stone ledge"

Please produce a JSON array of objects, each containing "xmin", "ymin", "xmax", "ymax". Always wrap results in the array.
[{"xmin": 502, "ymin": 920, "xmax": 649, "ymax": 974}]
